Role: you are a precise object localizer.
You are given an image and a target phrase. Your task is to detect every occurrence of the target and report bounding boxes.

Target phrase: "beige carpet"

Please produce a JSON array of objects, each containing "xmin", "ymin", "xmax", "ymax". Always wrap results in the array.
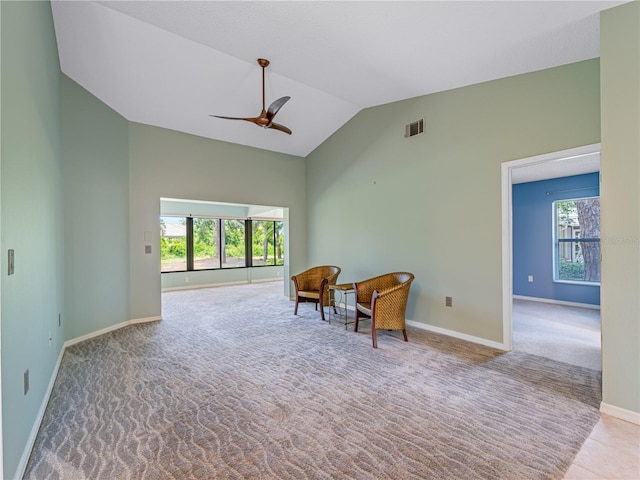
[
  {"xmin": 513, "ymin": 298, "xmax": 601, "ymax": 370},
  {"xmin": 25, "ymin": 282, "xmax": 601, "ymax": 479}
]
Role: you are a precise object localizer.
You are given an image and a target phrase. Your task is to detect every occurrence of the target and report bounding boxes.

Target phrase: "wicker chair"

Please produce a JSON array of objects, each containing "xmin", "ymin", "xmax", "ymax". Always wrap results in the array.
[
  {"xmin": 353, "ymin": 272, "xmax": 415, "ymax": 348},
  {"xmin": 291, "ymin": 266, "xmax": 341, "ymax": 321}
]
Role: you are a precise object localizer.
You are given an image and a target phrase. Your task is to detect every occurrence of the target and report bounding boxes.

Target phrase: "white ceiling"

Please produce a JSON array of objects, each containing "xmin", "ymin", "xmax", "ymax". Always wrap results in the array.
[
  {"xmin": 511, "ymin": 152, "xmax": 600, "ymax": 184},
  {"xmin": 51, "ymin": 0, "xmax": 625, "ymax": 158}
]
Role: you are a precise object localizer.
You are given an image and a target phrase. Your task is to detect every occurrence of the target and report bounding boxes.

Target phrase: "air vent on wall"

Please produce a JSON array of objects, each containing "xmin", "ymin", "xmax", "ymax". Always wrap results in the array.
[{"xmin": 405, "ymin": 118, "xmax": 424, "ymax": 138}]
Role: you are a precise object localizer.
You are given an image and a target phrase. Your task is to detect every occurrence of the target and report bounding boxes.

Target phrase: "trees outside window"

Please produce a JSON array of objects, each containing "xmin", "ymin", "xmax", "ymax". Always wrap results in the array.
[
  {"xmin": 554, "ymin": 197, "xmax": 600, "ymax": 283},
  {"xmin": 274, "ymin": 221, "xmax": 284, "ymax": 265},
  {"xmin": 193, "ymin": 218, "xmax": 218, "ymax": 270},
  {"xmin": 222, "ymin": 219, "xmax": 246, "ymax": 268},
  {"xmin": 160, "ymin": 216, "xmax": 187, "ymax": 272},
  {"xmin": 252, "ymin": 221, "xmax": 284, "ymax": 266}
]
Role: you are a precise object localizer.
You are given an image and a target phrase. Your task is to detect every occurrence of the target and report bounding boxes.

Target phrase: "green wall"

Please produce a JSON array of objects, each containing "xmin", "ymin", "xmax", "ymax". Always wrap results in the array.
[
  {"xmin": 128, "ymin": 123, "xmax": 306, "ymax": 320},
  {"xmin": 61, "ymin": 76, "xmax": 130, "ymax": 340},
  {"xmin": 306, "ymin": 59, "xmax": 601, "ymax": 344},
  {"xmin": 0, "ymin": 2, "xmax": 64, "ymax": 478},
  {"xmin": 600, "ymin": 0, "xmax": 640, "ymax": 415}
]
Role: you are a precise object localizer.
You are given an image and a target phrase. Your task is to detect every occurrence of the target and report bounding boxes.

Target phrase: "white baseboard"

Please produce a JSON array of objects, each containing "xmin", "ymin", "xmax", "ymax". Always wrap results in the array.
[
  {"xmin": 128, "ymin": 316, "xmax": 163, "ymax": 326},
  {"xmin": 406, "ymin": 320, "xmax": 508, "ymax": 351},
  {"xmin": 14, "ymin": 346, "xmax": 66, "ymax": 480},
  {"xmin": 600, "ymin": 402, "xmax": 640, "ymax": 425},
  {"xmin": 513, "ymin": 295, "xmax": 600, "ymax": 310}
]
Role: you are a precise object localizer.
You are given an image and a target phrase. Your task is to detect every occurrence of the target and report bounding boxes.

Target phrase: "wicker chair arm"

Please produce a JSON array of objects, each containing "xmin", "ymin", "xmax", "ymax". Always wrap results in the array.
[{"xmin": 373, "ymin": 281, "xmax": 410, "ymax": 300}]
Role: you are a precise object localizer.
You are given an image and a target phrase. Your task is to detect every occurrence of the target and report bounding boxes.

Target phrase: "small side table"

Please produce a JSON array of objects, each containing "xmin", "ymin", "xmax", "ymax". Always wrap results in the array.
[{"xmin": 328, "ymin": 283, "xmax": 354, "ymax": 329}]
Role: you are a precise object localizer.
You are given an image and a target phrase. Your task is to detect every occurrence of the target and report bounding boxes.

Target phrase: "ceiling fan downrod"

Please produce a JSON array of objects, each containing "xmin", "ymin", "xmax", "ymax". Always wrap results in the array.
[{"xmin": 258, "ymin": 58, "xmax": 270, "ymax": 115}]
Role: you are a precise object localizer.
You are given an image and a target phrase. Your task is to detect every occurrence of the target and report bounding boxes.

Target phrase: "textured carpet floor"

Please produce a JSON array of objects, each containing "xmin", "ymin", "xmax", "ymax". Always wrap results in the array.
[{"xmin": 25, "ymin": 282, "xmax": 601, "ymax": 479}]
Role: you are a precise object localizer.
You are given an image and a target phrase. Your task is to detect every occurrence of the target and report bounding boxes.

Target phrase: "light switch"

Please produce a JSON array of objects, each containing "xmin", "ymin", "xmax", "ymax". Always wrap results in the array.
[{"xmin": 8, "ymin": 249, "xmax": 14, "ymax": 275}]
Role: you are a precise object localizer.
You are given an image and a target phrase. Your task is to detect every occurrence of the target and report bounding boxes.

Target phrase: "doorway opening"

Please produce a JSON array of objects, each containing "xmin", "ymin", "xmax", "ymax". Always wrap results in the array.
[{"xmin": 501, "ymin": 144, "xmax": 601, "ymax": 373}]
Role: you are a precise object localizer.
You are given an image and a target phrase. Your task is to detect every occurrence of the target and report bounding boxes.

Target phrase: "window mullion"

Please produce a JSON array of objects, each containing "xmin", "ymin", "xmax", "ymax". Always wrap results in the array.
[
  {"xmin": 217, "ymin": 219, "xmax": 222, "ymax": 268},
  {"xmin": 272, "ymin": 221, "xmax": 277, "ymax": 265},
  {"xmin": 186, "ymin": 217, "xmax": 194, "ymax": 271},
  {"xmin": 245, "ymin": 219, "xmax": 253, "ymax": 267}
]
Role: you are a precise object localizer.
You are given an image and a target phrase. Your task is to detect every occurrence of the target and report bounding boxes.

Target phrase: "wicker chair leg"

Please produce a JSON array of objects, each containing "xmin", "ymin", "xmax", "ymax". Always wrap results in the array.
[
  {"xmin": 354, "ymin": 310, "xmax": 360, "ymax": 332},
  {"xmin": 371, "ymin": 317, "xmax": 377, "ymax": 348},
  {"xmin": 294, "ymin": 295, "xmax": 299, "ymax": 315},
  {"xmin": 402, "ymin": 329, "xmax": 408, "ymax": 342},
  {"xmin": 320, "ymin": 298, "xmax": 326, "ymax": 321}
]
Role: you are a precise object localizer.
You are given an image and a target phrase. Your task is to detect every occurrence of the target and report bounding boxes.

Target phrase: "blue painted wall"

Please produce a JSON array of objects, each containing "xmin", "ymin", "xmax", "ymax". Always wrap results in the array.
[{"xmin": 513, "ymin": 172, "xmax": 600, "ymax": 305}]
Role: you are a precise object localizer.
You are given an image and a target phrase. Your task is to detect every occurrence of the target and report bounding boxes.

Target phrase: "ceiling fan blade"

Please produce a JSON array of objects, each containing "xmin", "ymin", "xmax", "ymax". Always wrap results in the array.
[
  {"xmin": 267, "ymin": 122, "xmax": 292, "ymax": 135},
  {"xmin": 211, "ymin": 115, "xmax": 250, "ymax": 121},
  {"xmin": 266, "ymin": 96, "xmax": 291, "ymax": 121},
  {"xmin": 210, "ymin": 115, "xmax": 264, "ymax": 125}
]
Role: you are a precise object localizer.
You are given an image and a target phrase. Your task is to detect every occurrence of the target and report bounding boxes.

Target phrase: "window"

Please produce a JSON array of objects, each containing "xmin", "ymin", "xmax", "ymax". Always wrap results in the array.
[
  {"xmin": 193, "ymin": 218, "xmax": 219, "ymax": 270},
  {"xmin": 252, "ymin": 220, "xmax": 284, "ymax": 266},
  {"xmin": 160, "ymin": 216, "xmax": 283, "ymax": 273},
  {"xmin": 160, "ymin": 216, "xmax": 187, "ymax": 272},
  {"xmin": 553, "ymin": 197, "xmax": 600, "ymax": 284},
  {"xmin": 222, "ymin": 219, "xmax": 246, "ymax": 268}
]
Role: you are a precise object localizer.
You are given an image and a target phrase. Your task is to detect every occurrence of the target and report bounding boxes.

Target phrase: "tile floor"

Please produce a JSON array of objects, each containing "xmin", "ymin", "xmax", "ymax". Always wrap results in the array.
[{"xmin": 564, "ymin": 414, "xmax": 639, "ymax": 479}]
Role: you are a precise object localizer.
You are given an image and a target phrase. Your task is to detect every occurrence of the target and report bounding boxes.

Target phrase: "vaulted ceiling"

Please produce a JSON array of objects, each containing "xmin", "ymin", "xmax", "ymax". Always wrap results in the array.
[{"xmin": 51, "ymin": 1, "xmax": 625, "ymax": 158}]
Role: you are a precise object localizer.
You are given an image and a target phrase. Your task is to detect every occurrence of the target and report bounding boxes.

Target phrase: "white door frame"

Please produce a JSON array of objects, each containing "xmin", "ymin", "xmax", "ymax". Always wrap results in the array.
[{"xmin": 500, "ymin": 143, "xmax": 601, "ymax": 351}]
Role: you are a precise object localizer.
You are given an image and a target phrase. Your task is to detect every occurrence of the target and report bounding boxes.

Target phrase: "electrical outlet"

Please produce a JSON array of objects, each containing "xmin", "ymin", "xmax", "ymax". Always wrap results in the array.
[
  {"xmin": 24, "ymin": 369, "xmax": 29, "ymax": 395},
  {"xmin": 528, "ymin": 275, "xmax": 534, "ymax": 283},
  {"xmin": 145, "ymin": 245, "xmax": 152, "ymax": 254},
  {"xmin": 445, "ymin": 296, "xmax": 453, "ymax": 307},
  {"xmin": 185, "ymin": 277, "xmax": 190, "ymax": 283}
]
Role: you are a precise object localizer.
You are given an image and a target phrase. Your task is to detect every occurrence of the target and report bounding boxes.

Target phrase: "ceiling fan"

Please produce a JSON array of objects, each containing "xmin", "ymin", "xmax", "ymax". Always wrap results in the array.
[{"xmin": 210, "ymin": 58, "xmax": 292, "ymax": 135}]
